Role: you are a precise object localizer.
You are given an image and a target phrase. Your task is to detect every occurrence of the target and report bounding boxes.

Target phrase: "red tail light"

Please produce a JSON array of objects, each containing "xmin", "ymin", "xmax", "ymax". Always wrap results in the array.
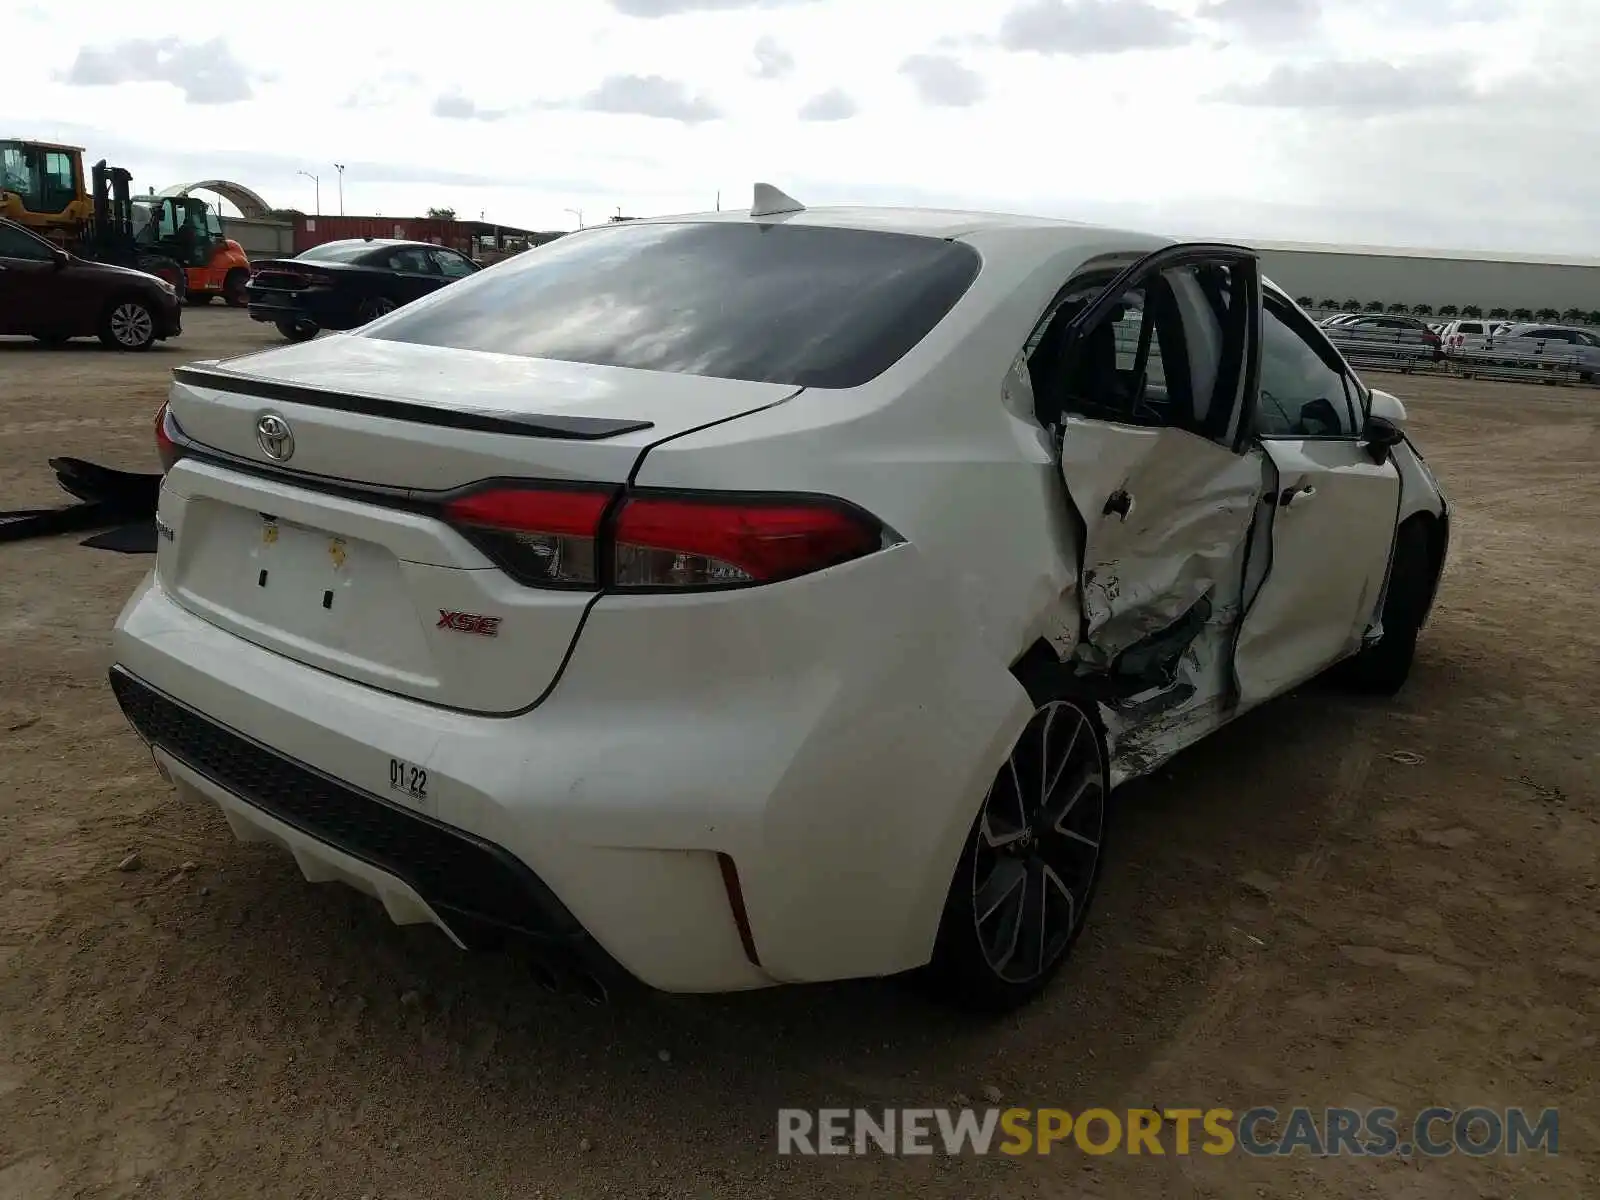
[
  {"xmin": 442, "ymin": 485, "xmax": 615, "ymax": 588},
  {"xmin": 440, "ymin": 485, "xmax": 887, "ymax": 591},
  {"xmin": 154, "ymin": 401, "xmax": 185, "ymax": 473},
  {"xmin": 613, "ymin": 495, "xmax": 883, "ymax": 587}
]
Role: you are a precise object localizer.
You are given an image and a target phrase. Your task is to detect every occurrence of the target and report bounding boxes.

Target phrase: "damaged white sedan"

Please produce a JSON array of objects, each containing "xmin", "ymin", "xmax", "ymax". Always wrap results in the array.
[{"xmin": 111, "ymin": 187, "xmax": 1448, "ymax": 1012}]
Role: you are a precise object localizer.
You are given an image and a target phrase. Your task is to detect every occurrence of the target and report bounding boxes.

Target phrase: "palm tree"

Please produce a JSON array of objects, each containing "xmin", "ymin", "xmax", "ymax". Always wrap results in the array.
[
  {"xmin": 1411, "ymin": 303, "xmax": 1434, "ymax": 317},
  {"xmin": 1386, "ymin": 302, "xmax": 1408, "ymax": 314},
  {"xmin": 1489, "ymin": 307, "xmax": 1509, "ymax": 319},
  {"xmin": 1461, "ymin": 305, "xmax": 1483, "ymax": 318},
  {"xmin": 1342, "ymin": 298, "xmax": 1363, "ymax": 312},
  {"xmin": 1588, "ymin": 310, "xmax": 1600, "ymax": 326},
  {"xmin": 1363, "ymin": 300, "xmax": 1385, "ymax": 313},
  {"xmin": 1439, "ymin": 305, "xmax": 1460, "ymax": 318},
  {"xmin": 1319, "ymin": 299, "xmax": 1340, "ymax": 311},
  {"xmin": 1295, "ymin": 296, "xmax": 1315, "ymax": 309},
  {"xmin": 1561, "ymin": 307, "xmax": 1585, "ymax": 322},
  {"xmin": 1512, "ymin": 308, "xmax": 1533, "ymax": 320}
]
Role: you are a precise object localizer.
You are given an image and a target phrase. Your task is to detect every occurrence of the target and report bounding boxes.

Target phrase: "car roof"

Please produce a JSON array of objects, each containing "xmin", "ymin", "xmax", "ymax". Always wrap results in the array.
[
  {"xmin": 306, "ymin": 238, "xmax": 444, "ymax": 251},
  {"xmin": 625, "ymin": 202, "xmax": 1179, "ymax": 261}
]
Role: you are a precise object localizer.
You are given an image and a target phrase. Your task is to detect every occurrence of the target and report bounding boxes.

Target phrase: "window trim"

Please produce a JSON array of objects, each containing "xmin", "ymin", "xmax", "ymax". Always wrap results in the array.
[
  {"xmin": 1026, "ymin": 243, "xmax": 1260, "ymax": 452},
  {"xmin": 1251, "ymin": 289, "xmax": 1365, "ymax": 443}
]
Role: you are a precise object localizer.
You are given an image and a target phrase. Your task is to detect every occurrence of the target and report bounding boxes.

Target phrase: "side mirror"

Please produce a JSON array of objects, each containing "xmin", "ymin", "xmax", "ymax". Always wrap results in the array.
[{"xmin": 1362, "ymin": 388, "xmax": 1407, "ymax": 463}]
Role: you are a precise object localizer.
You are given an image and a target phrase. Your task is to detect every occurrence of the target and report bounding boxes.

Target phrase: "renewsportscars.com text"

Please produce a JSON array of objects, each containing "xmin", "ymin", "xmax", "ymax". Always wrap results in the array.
[{"xmin": 776, "ymin": 1106, "xmax": 1560, "ymax": 1157}]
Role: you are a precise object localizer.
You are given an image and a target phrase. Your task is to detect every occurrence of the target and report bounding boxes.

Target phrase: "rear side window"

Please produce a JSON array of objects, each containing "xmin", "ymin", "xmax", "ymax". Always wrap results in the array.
[
  {"xmin": 298, "ymin": 242, "xmax": 380, "ymax": 264},
  {"xmin": 365, "ymin": 221, "xmax": 982, "ymax": 389}
]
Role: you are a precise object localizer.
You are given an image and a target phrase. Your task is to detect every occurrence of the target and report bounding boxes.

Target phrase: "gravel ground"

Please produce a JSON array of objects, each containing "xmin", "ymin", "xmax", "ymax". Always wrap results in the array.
[{"xmin": 1, "ymin": 309, "xmax": 1596, "ymax": 1198}]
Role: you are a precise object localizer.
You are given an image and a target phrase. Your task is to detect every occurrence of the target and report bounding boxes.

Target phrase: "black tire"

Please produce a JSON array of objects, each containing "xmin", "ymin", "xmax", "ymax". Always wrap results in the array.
[
  {"xmin": 1338, "ymin": 519, "xmax": 1433, "ymax": 696},
  {"xmin": 357, "ymin": 296, "xmax": 398, "ymax": 324},
  {"xmin": 923, "ymin": 690, "xmax": 1110, "ymax": 1013},
  {"xmin": 275, "ymin": 319, "xmax": 318, "ymax": 343},
  {"xmin": 32, "ymin": 333, "xmax": 70, "ymax": 346},
  {"xmin": 224, "ymin": 269, "xmax": 249, "ymax": 308},
  {"xmin": 98, "ymin": 297, "xmax": 159, "ymax": 351}
]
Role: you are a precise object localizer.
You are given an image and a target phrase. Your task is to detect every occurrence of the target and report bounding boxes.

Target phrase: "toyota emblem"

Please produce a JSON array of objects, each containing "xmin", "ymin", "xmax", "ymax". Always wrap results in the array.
[{"xmin": 256, "ymin": 413, "xmax": 295, "ymax": 462}]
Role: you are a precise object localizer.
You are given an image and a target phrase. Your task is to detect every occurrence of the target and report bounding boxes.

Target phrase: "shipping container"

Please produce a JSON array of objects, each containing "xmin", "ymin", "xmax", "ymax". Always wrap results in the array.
[{"xmin": 292, "ymin": 215, "xmax": 475, "ymax": 256}]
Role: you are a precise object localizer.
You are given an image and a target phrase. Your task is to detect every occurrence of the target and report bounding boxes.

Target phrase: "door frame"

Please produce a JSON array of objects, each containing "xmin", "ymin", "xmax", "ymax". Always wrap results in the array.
[{"xmin": 1037, "ymin": 241, "xmax": 1271, "ymax": 700}]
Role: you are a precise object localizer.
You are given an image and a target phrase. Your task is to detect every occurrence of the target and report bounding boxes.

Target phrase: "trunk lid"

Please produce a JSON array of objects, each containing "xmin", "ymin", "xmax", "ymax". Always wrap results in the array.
[{"xmin": 158, "ymin": 339, "xmax": 798, "ymax": 711}]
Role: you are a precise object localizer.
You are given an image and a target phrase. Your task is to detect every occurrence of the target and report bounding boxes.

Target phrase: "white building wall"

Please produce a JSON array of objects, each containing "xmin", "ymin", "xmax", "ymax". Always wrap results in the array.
[{"xmin": 1254, "ymin": 247, "xmax": 1600, "ymax": 314}]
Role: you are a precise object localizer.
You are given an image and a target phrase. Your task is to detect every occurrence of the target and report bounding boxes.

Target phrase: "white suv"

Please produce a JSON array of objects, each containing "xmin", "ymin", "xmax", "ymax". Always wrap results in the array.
[{"xmin": 112, "ymin": 191, "xmax": 1449, "ymax": 1011}]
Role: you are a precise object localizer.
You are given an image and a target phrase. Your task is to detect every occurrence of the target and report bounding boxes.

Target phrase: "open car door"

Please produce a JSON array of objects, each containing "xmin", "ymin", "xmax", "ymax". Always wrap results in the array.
[{"xmin": 1031, "ymin": 244, "xmax": 1267, "ymax": 687}]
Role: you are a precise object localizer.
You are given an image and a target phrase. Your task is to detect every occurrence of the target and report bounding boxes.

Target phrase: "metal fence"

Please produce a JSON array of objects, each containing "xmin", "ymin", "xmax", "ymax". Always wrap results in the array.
[
  {"xmin": 1322, "ymin": 325, "xmax": 1437, "ymax": 374},
  {"xmin": 1445, "ymin": 336, "xmax": 1586, "ymax": 384}
]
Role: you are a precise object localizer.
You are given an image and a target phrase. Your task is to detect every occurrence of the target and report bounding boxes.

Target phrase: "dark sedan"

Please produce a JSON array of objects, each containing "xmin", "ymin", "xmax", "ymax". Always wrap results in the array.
[
  {"xmin": 0, "ymin": 218, "xmax": 182, "ymax": 350},
  {"xmin": 245, "ymin": 238, "xmax": 481, "ymax": 342}
]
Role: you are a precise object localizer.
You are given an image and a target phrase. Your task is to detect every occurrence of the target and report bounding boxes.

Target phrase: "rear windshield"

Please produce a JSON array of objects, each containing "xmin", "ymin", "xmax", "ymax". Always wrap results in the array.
[
  {"xmin": 364, "ymin": 220, "xmax": 982, "ymax": 389},
  {"xmin": 298, "ymin": 242, "xmax": 378, "ymax": 263}
]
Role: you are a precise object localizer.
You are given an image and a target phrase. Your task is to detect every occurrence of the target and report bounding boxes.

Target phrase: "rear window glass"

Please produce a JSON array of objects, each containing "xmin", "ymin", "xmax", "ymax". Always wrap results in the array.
[
  {"xmin": 364, "ymin": 221, "xmax": 982, "ymax": 389},
  {"xmin": 298, "ymin": 242, "xmax": 378, "ymax": 263}
]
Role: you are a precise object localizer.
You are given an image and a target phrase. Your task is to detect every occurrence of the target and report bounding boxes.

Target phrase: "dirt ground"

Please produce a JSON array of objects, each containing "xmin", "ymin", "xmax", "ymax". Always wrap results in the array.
[{"xmin": 0, "ymin": 308, "xmax": 1596, "ymax": 1198}]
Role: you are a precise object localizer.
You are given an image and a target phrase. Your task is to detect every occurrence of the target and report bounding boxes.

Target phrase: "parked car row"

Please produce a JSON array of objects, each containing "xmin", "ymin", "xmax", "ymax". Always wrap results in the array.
[{"xmin": 1, "ymin": 219, "xmax": 485, "ymax": 351}]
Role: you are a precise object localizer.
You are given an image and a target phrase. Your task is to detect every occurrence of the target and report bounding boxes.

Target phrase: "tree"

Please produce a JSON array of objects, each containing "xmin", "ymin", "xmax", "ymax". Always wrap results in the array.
[
  {"xmin": 1411, "ymin": 303, "xmax": 1434, "ymax": 316},
  {"xmin": 1319, "ymin": 299, "xmax": 1340, "ymax": 311},
  {"xmin": 1561, "ymin": 307, "xmax": 1585, "ymax": 322},
  {"xmin": 1362, "ymin": 300, "xmax": 1384, "ymax": 312},
  {"xmin": 1387, "ymin": 302, "xmax": 1408, "ymax": 314},
  {"xmin": 1341, "ymin": 298, "xmax": 1362, "ymax": 312},
  {"xmin": 1489, "ymin": 307, "xmax": 1509, "ymax": 319},
  {"xmin": 1536, "ymin": 307, "xmax": 1559, "ymax": 321},
  {"xmin": 1439, "ymin": 304, "xmax": 1459, "ymax": 318},
  {"xmin": 1512, "ymin": 307, "xmax": 1533, "ymax": 320},
  {"xmin": 426, "ymin": 206, "xmax": 457, "ymax": 220},
  {"xmin": 1295, "ymin": 295, "xmax": 1315, "ymax": 309},
  {"xmin": 1461, "ymin": 304, "xmax": 1483, "ymax": 318},
  {"xmin": 1588, "ymin": 310, "xmax": 1600, "ymax": 326}
]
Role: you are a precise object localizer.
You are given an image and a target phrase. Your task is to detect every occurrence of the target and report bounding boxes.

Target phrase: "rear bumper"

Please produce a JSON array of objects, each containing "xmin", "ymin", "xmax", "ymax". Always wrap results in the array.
[
  {"xmin": 110, "ymin": 550, "xmax": 1025, "ymax": 992},
  {"xmin": 246, "ymin": 291, "xmax": 347, "ymax": 328}
]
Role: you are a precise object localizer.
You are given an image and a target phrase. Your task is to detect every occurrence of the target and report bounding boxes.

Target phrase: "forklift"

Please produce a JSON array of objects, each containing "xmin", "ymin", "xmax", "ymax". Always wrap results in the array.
[{"xmin": 1, "ymin": 139, "xmax": 202, "ymax": 301}]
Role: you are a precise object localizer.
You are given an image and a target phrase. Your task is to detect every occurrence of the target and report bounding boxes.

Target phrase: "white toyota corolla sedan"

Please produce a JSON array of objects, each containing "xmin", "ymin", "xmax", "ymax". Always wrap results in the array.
[{"xmin": 111, "ymin": 187, "xmax": 1449, "ymax": 1012}]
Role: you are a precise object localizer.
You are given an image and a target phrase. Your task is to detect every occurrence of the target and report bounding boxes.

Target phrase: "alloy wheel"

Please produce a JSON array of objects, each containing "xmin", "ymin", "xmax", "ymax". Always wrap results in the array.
[
  {"xmin": 971, "ymin": 700, "xmax": 1106, "ymax": 984},
  {"xmin": 110, "ymin": 303, "xmax": 154, "ymax": 348}
]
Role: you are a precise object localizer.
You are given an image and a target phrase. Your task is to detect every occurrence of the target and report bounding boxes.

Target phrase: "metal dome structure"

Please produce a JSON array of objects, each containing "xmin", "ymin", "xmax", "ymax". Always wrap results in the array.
[{"xmin": 155, "ymin": 179, "xmax": 272, "ymax": 219}]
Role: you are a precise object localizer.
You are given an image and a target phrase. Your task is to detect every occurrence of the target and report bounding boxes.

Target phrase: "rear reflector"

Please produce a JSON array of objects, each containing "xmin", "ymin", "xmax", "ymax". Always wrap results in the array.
[
  {"xmin": 154, "ymin": 401, "xmax": 185, "ymax": 473},
  {"xmin": 439, "ymin": 484, "xmax": 887, "ymax": 591}
]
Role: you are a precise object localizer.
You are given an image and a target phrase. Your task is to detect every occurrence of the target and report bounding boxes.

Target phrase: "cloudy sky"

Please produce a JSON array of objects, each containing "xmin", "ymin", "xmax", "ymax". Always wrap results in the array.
[{"xmin": 9, "ymin": 0, "xmax": 1599, "ymax": 254}]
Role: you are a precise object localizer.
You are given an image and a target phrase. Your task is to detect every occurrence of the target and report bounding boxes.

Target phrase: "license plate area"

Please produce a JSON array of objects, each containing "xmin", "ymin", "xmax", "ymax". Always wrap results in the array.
[{"xmin": 169, "ymin": 500, "xmax": 436, "ymax": 686}]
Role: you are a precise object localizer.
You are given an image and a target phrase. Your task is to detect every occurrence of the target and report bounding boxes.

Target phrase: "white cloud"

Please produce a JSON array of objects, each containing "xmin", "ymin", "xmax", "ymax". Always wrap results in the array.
[
  {"xmin": 998, "ymin": 0, "xmax": 1194, "ymax": 54},
  {"xmin": 899, "ymin": 53, "xmax": 985, "ymax": 107},
  {"xmin": 752, "ymin": 35, "xmax": 796, "ymax": 78},
  {"xmin": 60, "ymin": 36, "xmax": 259, "ymax": 104},
  {"xmin": 798, "ymin": 88, "xmax": 858, "ymax": 120},
  {"xmin": 5, "ymin": 0, "xmax": 1597, "ymax": 253}
]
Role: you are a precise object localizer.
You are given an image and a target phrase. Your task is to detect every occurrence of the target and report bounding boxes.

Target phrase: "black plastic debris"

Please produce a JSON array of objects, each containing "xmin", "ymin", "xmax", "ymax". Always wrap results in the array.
[{"xmin": 0, "ymin": 458, "xmax": 161, "ymax": 548}]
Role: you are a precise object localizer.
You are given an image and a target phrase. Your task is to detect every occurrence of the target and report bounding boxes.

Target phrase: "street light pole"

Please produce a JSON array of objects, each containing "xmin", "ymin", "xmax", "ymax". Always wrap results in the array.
[
  {"xmin": 333, "ymin": 163, "xmax": 345, "ymax": 215},
  {"xmin": 564, "ymin": 207, "xmax": 584, "ymax": 229},
  {"xmin": 297, "ymin": 171, "xmax": 320, "ymax": 215}
]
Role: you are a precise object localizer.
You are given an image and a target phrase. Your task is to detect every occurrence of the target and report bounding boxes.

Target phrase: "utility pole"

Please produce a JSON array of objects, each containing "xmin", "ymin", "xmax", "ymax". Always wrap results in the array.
[
  {"xmin": 333, "ymin": 163, "xmax": 345, "ymax": 215},
  {"xmin": 565, "ymin": 207, "xmax": 584, "ymax": 229},
  {"xmin": 297, "ymin": 170, "xmax": 320, "ymax": 215},
  {"xmin": 716, "ymin": 190, "xmax": 721, "ymax": 211}
]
